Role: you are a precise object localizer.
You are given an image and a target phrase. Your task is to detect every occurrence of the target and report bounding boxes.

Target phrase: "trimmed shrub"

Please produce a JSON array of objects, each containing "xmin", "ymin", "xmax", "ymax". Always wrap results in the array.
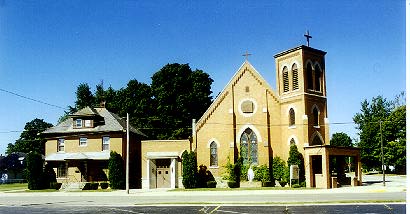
[
  {"xmin": 271, "ymin": 156, "xmax": 287, "ymax": 182},
  {"xmin": 50, "ymin": 182, "xmax": 62, "ymax": 190},
  {"xmin": 287, "ymin": 144, "xmax": 305, "ymax": 182},
  {"xmin": 253, "ymin": 165, "xmax": 270, "ymax": 182},
  {"xmin": 206, "ymin": 181, "xmax": 217, "ymax": 188},
  {"xmin": 279, "ymin": 180, "xmax": 287, "ymax": 187},
  {"xmin": 100, "ymin": 182, "xmax": 109, "ymax": 189},
  {"xmin": 182, "ymin": 150, "xmax": 197, "ymax": 189},
  {"xmin": 227, "ymin": 181, "xmax": 239, "ymax": 188},
  {"xmin": 291, "ymin": 184, "xmax": 301, "ymax": 188},
  {"xmin": 108, "ymin": 151, "xmax": 125, "ymax": 189},
  {"xmin": 197, "ymin": 165, "xmax": 215, "ymax": 188},
  {"xmin": 262, "ymin": 181, "xmax": 274, "ymax": 187}
]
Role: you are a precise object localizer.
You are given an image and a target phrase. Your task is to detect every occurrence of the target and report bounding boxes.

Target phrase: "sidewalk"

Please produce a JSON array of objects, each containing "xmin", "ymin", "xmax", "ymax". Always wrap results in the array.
[{"xmin": 1, "ymin": 174, "xmax": 405, "ymax": 197}]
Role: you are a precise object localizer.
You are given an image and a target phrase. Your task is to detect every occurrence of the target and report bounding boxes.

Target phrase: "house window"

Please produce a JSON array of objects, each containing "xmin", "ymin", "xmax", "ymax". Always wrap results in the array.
[
  {"xmin": 313, "ymin": 107, "xmax": 319, "ymax": 127},
  {"xmin": 57, "ymin": 163, "xmax": 67, "ymax": 178},
  {"xmin": 210, "ymin": 141, "xmax": 218, "ymax": 167},
  {"xmin": 57, "ymin": 139, "xmax": 65, "ymax": 152},
  {"xmin": 75, "ymin": 119, "xmax": 82, "ymax": 128},
  {"xmin": 289, "ymin": 108, "xmax": 295, "ymax": 127},
  {"xmin": 84, "ymin": 119, "xmax": 92, "ymax": 128},
  {"xmin": 283, "ymin": 67, "xmax": 289, "ymax": 92},
  {"xmin": 79, "ymin": 137, "xmax": 87, "ymax": 146},
  {"xmin": 292, "ymin": 64, "xmax": 299, "ymax": 90},
  {"xmin": 102, "ymin": 136, "xmax": 110, "ymax": 151}
]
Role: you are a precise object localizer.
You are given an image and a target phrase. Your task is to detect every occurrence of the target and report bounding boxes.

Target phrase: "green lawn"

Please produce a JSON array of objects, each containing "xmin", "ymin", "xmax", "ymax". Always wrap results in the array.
[
  {"xmin": 0, "ymin": 183, "xmax": 28, "ymax": 192},
  {"xmin": 170, "ymin": 186, "xmax": 306, "ymax": 191}
]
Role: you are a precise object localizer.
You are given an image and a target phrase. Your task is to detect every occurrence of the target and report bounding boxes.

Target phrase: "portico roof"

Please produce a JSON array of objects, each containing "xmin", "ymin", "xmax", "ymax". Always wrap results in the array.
[{"xmin": 146, "ymin": 152, "xmax": 180, "ymax": 159}]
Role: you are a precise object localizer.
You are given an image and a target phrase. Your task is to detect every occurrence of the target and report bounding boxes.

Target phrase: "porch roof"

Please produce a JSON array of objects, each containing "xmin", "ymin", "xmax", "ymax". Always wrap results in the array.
[
  {"xmin": 304, "ymin": 145, "xmax": 360, "ymax": 157},
  {"xmin": 146, "ymin": 152, "xmax": 180, "ymax": 159},
  {"xmin": 45, "ymin": 152, "xmax": 110, "ymax": 161}
]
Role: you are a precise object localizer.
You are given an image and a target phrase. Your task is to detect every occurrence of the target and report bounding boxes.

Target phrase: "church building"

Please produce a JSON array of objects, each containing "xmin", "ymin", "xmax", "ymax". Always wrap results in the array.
[{"xmin": 142, "ymin": 44, "xmax": 362, "ymax": 189}]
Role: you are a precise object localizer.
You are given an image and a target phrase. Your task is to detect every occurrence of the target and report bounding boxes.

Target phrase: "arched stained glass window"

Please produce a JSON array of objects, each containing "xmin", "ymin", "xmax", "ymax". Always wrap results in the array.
[
  {"xmin": 210, "ymin": 141, "xmax": 218, "ymax": 166},
  {"xmin": 283, "ymin": 67, "xmax": 289, "ymax": 93},
  {"xmin": 292, "ymin": 64, "xmax": 299, "ymax": 90},
  {"xmin": 289, "ymin": 108, "xmax": 295, "ymax": 127},
  {"xmin": 240, "ymin": 128, "xmax": 258, "ymax": 165},
  {"xmin": 314, "ymin": 65, "xmax": 322, "ymax": 91}
]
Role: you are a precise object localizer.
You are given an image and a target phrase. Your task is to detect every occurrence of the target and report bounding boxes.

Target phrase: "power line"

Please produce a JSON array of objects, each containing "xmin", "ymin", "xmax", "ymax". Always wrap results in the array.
[{"xmin": 0, "ymin": 88, "xmax": 67, "ymax": 110}]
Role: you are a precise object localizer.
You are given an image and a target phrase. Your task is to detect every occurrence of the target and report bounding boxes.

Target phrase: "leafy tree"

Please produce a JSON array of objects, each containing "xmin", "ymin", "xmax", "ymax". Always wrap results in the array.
[
  {"xmin": 6, "ymin": 119, "xmax": 52, "ymax": 155},
  {"xmin": 181, "ymin": 150, "xmax": 197, "ymax": 188},
  {"xmin": 108, "ymin": 151, "xmax": 125, "ymax": 189},
  {"xmin": 354, "ymin": 93, "xmax": 406, "ymax": 172},
  {"xmin": 383, "ymin": 105, "xmax": 406, "ymax": 173},
  {"xmin": 26, "ymin": 152, "xmax": 45, "ymax": 190},
  {"xmin": 151, "ymin": 63, "xmax": 213, "ymax": 139},
  {"xmin": 330, "ymin": 132, "xmax": 353, "ymax": 147},
  {"xmin": 94, "ymin": 81, "xmax": 106, "ymax": 107}
]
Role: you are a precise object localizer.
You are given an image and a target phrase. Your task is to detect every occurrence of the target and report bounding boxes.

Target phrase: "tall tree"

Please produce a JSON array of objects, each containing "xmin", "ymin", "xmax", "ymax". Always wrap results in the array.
[
  {"xmin": 151, "ymin": 63, "xmax": 213, "ymax": 139},
  {"xmin": 330, "ymin": 132, "xmax": 353, "ymax": 147},
  {"xmin": 6, "ymin": 119, "xmax": 52, "ymax": 155},
  {"xmin": 74, "ymin": 83, "xmax": 95, "ymax": 111},
  {"xmin": 353, "ymin": 95, "xmax": 405, "ymax": 171}
]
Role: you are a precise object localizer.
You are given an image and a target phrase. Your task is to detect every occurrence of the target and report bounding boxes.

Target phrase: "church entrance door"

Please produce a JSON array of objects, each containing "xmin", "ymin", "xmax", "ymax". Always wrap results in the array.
[{"xmin": 156, "ymin": 159, "xmax": 171, "ymax": 188}]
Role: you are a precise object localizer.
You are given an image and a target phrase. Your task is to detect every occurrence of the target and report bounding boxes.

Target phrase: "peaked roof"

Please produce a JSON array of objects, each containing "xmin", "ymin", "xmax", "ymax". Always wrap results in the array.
[
  {"xmin": 195, "ymin": 60, "xmax": 279, "ymax": 130},
  {"xmin": 43, "ymin": 107, "xmax": 146, "ymax": 137}
]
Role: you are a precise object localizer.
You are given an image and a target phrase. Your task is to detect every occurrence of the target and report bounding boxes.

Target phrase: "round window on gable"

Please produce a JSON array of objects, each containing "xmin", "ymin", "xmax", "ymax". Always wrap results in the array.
[{"xmin": 241, "ymin": 100, "xmax": 255, "ymax": 114}]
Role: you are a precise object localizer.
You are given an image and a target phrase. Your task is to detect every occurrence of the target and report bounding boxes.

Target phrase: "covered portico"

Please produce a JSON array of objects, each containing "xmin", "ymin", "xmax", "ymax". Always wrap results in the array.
[
  {"xmin": 144, "ymin": 152, "xmax": 180, "ymax": 189},
  {"xmin": 304, "ymin": 145, "xmax": 362, "ymax": 189}
]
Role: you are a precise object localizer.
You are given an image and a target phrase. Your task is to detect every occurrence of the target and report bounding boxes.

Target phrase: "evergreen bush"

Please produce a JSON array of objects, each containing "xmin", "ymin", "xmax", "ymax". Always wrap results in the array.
[
  {"xmin": 253, "ymin": 164, "xmax": 270, "ymax": 182},
  {"xmin": 206, "ymin": 181, "xmax": 217, "ymax": 188},
  {"xmin": 108, "ymin": 151, "xmax": 125, "ymax": 189},
  {"xmin": 100, "ymin": 182, "xmax": 109, "ymax": 189},
  {"xmin": 26, "ymin": 152, "xmax": 46, "ymax": 190},
  {"xmin": 182, "ymin": 150, "xmax": 198, "ymax": 188}
]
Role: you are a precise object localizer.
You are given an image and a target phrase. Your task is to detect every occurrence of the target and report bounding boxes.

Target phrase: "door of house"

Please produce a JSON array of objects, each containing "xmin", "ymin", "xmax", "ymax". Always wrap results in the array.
[{"xmin": 156, "ymin": 159, "xmax": 171, "ymax": 188}]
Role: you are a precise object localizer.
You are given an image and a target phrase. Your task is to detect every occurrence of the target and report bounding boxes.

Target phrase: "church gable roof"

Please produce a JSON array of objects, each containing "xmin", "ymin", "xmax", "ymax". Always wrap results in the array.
[{"xmin": 196, "ymin": 61, "xmax": 279, "ymax": 131}]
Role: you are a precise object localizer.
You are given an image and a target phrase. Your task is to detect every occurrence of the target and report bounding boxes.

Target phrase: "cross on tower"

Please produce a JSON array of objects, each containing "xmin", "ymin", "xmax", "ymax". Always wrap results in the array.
[
  {"xmin": 242, "ymin": 51, "xmax": 252, "ymax": 61},
  {"xmin": 304, "ymin": 30, "xmax": 312, "ymax": 47}
]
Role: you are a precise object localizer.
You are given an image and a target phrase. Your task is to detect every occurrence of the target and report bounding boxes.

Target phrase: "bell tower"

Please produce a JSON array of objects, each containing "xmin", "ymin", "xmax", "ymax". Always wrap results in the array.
[{"xmin": 274, "ymin": 44, "xmax": 329, "ymax": 153}]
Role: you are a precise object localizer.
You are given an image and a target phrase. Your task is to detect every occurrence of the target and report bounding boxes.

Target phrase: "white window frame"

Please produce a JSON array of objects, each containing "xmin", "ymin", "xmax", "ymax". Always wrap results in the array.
[
  {"xmin": 79, "ymin": 137, "xmax": 87, "ymax": 146},
  {"xmin": 57, "ymin": 139, "xmax": 65, "ymax": 152},
  {"xmin": 84, "ymin": 119, "xmax": 92, "ymax": 128},
  {"xmin": 102, "ymin": 136, "xmax": 110, "ymax": 151},
  {"xmin": 75, "ymin": 119, "xmax": 82, "ymax": 128}
]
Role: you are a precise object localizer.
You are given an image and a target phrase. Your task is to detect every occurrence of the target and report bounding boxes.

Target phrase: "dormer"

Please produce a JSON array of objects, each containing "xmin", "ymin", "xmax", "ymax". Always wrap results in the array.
[{"xmin": 69, "ymin": 107, "xmax": 104, "ymax": 129}]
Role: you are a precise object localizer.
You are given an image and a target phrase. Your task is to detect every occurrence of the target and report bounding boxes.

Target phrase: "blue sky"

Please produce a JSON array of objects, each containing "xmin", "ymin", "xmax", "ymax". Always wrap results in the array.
[{"xmin": 0, "ymin": 1, "xmax": 405, "ymax": 155}]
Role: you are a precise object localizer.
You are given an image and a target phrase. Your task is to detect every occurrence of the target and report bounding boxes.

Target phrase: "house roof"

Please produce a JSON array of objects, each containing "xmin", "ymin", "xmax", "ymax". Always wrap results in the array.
[{"xmin": 42, "ymin": 107, "xmax": 146, "ymax": 137}]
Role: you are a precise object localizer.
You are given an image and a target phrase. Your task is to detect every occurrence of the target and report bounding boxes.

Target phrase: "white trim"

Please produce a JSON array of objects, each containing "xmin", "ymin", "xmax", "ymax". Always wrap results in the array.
[
  {"xmin": 290, "ymin": 61, "xmax": 300, "ymax": 70},
  {"xmin": 287, "ymin": 135, "xmax": 299, "ymax": 145},
  {"xmin": 236, "ymin": 124, "xmax": 262, "ymax": 144},
  {"xmin": 207, "ymin": 138, "xmax": 221, "ymax": 148},
  {"xmin": 311, "ymin": 104, "xmax": 320, "ymax": 113},
  {"xmin": 305, "ymin": 59, "xmax": 314, "ymax": 68},
  {"xmin": 313, "ymin": 61, "xmax": 322, "ymax": 71},
  {"xmin": 238, "ymin": 98, "xmax": 258, "ymax": 117},
  {"xmin": 281, "ymin": 64, "xmax": 290, "ymax": 74}
]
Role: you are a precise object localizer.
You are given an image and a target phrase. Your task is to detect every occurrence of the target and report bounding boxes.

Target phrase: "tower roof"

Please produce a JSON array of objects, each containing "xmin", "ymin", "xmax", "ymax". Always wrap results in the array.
[{"xmin": 274, "ymin": 45, "xmax": 326, "ymax": 58}]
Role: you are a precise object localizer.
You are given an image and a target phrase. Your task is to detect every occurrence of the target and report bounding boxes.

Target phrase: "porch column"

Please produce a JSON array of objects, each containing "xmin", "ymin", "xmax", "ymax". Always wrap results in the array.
[
  {"xmin": 305, "ymin": 154, "xmax": 313, "ymax": 188},
  {"xmin": 146, "ymin": 159, "xmax": 151, "ymax": 189},
  {"xmin": 170, "ymin": 158, "xmax": 176, "ymax": 189},
  {"xmin": 322, "ymin": 151, "xmax": 331, "ymax": 189}
]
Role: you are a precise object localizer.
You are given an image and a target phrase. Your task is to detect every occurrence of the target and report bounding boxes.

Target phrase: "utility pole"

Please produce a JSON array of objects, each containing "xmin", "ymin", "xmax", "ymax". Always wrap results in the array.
[
  {"xmin": 126, "ymin": 113, "xmax": 130, "ymax": 194},
  {"xmin": 380, "ymin": 120, "xmax": 385, "ymax": 186}
]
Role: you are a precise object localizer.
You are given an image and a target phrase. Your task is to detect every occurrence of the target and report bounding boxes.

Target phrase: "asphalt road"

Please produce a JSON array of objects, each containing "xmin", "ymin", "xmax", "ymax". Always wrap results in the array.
[{"xmin": 0, "ymin": 204, "xmax": 405, "ymax": 214}]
